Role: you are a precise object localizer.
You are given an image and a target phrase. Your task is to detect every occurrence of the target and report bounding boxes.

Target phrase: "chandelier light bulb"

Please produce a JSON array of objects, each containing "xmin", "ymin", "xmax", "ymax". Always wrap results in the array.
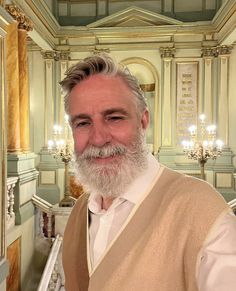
[
  {"xmin": 199, "ymin": 114, "xmax": 206, "ymax": 122},
  {"xmin": 188, "ymin": 125, "xmax": 196, "ymax": 135},
  {"xmin": 203, "ymin": 140, "xmax": 208, "ymax": 147},
  {"xmin": 48, "ymin": 140, "xmax": 54, "ymax": 149},
  {"xmin": 182, "ymin": 114, "xmax": 223, "ymax": 180},
  {"xmin": 216, "ymin": 139, "xmax": 224, "ymax": 150}
]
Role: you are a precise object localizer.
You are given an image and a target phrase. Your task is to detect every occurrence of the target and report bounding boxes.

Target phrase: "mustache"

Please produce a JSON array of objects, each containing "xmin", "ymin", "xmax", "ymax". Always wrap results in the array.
[{"xmin": 78, "ymin": 144, "xmax": 127, "ymax": 160}]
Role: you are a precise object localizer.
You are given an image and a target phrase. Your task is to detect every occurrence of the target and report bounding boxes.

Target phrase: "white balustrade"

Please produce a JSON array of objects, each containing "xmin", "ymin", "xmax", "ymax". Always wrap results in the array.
[
  {"xmin": 32, "ymin": 195, "xmax": 54, "ymax": 240},
  {"xmin": 6, "ymin": 177, "xmax": 18, "ymax": 229},
  {"xmin": 37, "ymin": 234, "xmax": 63, "ymax": 291},
  {"xmin": 32, "ymin": 194, "xmax": 73, "ymax": 290}
]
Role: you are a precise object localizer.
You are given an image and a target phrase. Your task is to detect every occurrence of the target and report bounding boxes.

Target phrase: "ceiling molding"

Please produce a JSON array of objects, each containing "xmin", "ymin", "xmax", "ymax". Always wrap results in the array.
[
  {"xmin": 11, "ymin": 0, "xmax": 236, "ymax": 50},
  {"xmin": 212, "ymin": 0, "xmax": 236, "ymax": 45},
  {"xmin": 87, "ymin": 6, "xmax": 183, "ymax": 28}
]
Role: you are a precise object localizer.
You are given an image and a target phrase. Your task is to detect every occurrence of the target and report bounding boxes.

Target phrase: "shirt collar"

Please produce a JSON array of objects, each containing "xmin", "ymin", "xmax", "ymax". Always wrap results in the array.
[{"xmin": 88, "ymin": 153, "xmax": 160, "ymax": 213}]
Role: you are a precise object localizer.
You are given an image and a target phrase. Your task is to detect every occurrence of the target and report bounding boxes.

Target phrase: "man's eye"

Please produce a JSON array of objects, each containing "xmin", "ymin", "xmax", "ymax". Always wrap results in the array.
[
  {"xmin": 74, "ymin": 121, "xmax": 90, "ymax": 128},
  {"xmin": 108, "ymin": 116, "xmax": 124, "ymax": 121}
]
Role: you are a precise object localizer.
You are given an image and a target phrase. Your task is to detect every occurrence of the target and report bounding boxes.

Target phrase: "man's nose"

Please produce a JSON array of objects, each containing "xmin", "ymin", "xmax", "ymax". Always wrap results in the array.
[{"xmin": 90, "ymin": 123, "xmax": 111, "ymax": 147}]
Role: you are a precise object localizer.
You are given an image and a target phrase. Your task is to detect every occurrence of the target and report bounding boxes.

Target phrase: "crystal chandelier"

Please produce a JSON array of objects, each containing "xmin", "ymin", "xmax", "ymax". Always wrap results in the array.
[
  {"xmin": 48, "ymin": 115, "xmax": 76, "ymax": 207},
  {"xmin": 182, "ymin": 114, "xmax": 223, "ymax": 180}
]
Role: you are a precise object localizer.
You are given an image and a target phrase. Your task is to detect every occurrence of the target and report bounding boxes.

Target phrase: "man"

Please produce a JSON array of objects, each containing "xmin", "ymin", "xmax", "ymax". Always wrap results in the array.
[{"xmin": 60, "ymin": 54, "xmax": 236, "ymax": 291}]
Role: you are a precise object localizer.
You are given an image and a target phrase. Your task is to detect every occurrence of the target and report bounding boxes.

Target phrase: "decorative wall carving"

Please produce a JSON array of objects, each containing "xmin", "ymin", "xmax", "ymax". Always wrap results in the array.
[
  {"xmin": 176, "ymin": 62, "xmax": 198, "ymax": 144},
  {"xmin": 58, "ymin": 51, "xmax": 71, "ymax": 61},
  {"xmin": 41, "ymin": 50, "xmax": 71, "ymax": 61},
  {"xmin": 41, "ymin": 50, "xmax": 56, "ymax": 60},
  {"xmin": 5, "ymin": 5, "xmax": 33, "ymax": 31},
  {"xmin": 201, "ymin": 47, "xmax": 217, "ymax": 57},
  {"xmin": 217, "ymin": 45, "xmax": 233, "ymax": 56},
  {"xmin": 93, "ymin": 47, "xmax": 110, "ymax": 54},
  {"xmin": 201, "ymin": 45, "xmax": 233, "ymax": 57},
  {"xmin": 159, "ymin": 47, "xmax": 176, "ymax": 58}
]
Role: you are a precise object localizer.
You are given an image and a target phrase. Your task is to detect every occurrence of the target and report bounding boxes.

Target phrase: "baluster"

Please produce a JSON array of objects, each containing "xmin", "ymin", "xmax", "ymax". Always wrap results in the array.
[
  {"xmin": 48, "ymin": 267, "xmax": 57, "ymax": 290},
  {"xmin": 6, "ymin": 184, "xmax": 11, "ymax": 221},
  {"xmin": 39, "ymin": 211, "xmax": 45, "ymax": 237},
  {"xmin": 47, "ymin": 213, "xmax": 52, "ymax": 239},
  {"xmin": 9, "ymin": 183, "xmax": 15, "ymax": 218}
]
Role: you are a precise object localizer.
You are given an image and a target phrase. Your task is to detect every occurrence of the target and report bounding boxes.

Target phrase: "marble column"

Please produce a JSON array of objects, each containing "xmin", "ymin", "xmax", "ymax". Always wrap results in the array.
[
  {"xmin": 5, "ymin": 5, "xmax": 38, "ymax": 226},
  {"xmin": 0, "ymin": 6, "xmax": 14, "ymax": 287},
  {"xmin": 217, "ymin": 45, "xmax": 232, "ymax": 145},
  {"xmin": 201, "ymin": 47, "xmax": 216, "ymax": 123},
  {"xmin": 41, "ymin": 51, "xmax": 56, "ymax": 147},
  {"xmin": 160, "ymin": 47, "xmax": 175, "ymax": 147},
  {"xmin": 58, "ymin": 51, "xmax": 70, "ymax": 125},
  {"xmin": 18, "ymin": 19, "xmax": 33, "ymax": 152},
  {"xmin": 6, "ymin": 4, "xmax": 33, "ymax": 153},
  {"xmin": 6, "ymin": 21, "xmax": 21, "ymax": 152}
]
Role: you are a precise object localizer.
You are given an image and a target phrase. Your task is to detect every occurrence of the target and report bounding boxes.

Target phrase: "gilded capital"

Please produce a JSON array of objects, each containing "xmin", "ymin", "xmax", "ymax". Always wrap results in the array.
[
  {"xmin": 58, "ymin": 51, "xmax": 71, "ymax": 61},
  {"xmin": 216, "ymin": 45, "xmax": 233, "ymax": 56},
  {"xmin": 159, "ymin": 47, "xmax": 175, "ymax": 58},
  {"xmin": 93, "ymin": 47, "xmax": 110, "ymax": 55},
  {"xmin": 41, "ymin": 50, "xmax": 56, "ymax": 60},
  {"xmin": 5, "ymin": 5, "xmax": 33, "ymax": 31},
  {"xmin": 201, "ymin": 47, "xmax": 217, "ymax": 57}
]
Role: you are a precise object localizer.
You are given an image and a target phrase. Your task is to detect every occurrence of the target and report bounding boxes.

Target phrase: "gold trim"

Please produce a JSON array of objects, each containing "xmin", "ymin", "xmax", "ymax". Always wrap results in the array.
[
  {"xmin": 159, "ymin": 47, "xmax": 176, "ymax": 58},
  {"xmin": 41, "ymin": 50, "xmax": 55, "ymax": 60},
  {"xmin": 58, "ymin": 51, "xmax": 71, "ymax": 61},
  {"xmin": 5, "ymin": 5, "xmax": 33, "ymax": 31},
  {"xmin": 217, "ymin": 45, "xmax": 233, "ymax": 56},
  {"xmin": 201, "ymin": 47, "xmax": 217, "ymax": 57},
  {"xmin": 140, "ymin": 83, "xmax": 155, "ymax": 92},
  {"xmin": 93, "ymin": 47, "xmax": 110, "ymax": 55}
]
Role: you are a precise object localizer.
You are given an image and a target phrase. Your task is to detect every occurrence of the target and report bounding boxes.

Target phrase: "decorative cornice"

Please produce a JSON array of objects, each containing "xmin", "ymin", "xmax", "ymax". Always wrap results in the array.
[
  {"xmin": 159, "ymin": 47, "xmax": 175, "ymax": 58},
  {"xmin": 5, "ymin": 4, "xmax": 33, "ymax": 31},
  {"xmin": 216, "ymin": 45, "xmax": 233, "ymax": 56},
  {"xmin": 201, "ymin": 47, "xmax": 217, "ymax": 57}
]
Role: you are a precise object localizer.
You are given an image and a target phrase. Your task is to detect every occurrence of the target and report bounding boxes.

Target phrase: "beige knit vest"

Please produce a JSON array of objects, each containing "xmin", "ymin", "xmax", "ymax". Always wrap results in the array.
[{"xmin": 63, "ymin": 167, "xmax": 229, "ymax": 291}]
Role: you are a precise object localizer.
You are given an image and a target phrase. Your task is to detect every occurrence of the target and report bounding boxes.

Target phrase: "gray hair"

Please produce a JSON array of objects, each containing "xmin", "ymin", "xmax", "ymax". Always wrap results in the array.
[{"xmin": 59, "ymin": 54, "xmax": 147, "ymax": 114}]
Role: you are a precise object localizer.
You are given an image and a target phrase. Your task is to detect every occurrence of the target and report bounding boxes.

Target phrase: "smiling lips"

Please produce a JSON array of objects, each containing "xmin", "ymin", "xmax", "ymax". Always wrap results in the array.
[{"xmin": 91, "ymin": 153, "xmax": 121, "ymax": 164}]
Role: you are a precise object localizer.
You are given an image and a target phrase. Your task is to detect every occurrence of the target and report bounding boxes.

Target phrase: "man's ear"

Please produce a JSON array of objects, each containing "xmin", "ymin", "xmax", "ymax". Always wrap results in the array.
[{"xmin": 141, "ymin": 109, "xmax": 149, "ymax": 130}]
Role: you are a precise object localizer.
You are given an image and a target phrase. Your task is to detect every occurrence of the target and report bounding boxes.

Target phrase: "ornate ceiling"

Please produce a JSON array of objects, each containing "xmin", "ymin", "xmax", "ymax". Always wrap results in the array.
[
  {"xmin": 9, "ymin": 0, "xmax": 236, "ymax": 53},
  {"xmin": 43, "ymin": 0, "xmax": 224, "ymax": 26}
]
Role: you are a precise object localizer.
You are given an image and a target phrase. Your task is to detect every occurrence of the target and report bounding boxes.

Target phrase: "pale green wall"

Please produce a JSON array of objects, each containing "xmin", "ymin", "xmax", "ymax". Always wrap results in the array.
[{"xmin": 228, "ymin": 46, "xmax": 236, "ymax": 167}]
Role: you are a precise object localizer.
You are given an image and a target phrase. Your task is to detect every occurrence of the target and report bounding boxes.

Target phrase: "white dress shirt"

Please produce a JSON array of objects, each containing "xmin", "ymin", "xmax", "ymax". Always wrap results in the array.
[{"xmin": 88, "ymin": 153, "xmax": 236, "ymax": 290}]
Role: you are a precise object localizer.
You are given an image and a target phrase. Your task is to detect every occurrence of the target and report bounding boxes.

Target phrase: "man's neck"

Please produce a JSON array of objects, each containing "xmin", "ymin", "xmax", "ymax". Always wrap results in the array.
[{"xmin": 102, "ymin": 196, "xmax": 115, "ymax": 210}]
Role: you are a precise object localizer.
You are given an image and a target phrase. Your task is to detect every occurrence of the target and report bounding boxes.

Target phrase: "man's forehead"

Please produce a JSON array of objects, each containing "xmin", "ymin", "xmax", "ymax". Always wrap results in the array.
[{"xmin": 71, "ymin": 74, "xmax": 131, "ymax": 92}]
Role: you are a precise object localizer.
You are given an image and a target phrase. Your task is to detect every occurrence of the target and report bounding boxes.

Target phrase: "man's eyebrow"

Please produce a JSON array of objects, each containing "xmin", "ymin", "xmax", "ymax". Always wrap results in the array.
[
  {"xmin": 70, "ymin": 108, "xmax": 129, "ymax": 124},
  {"xmin": 103, "ymin": 108, "xmax": 129, "ymax": 116}
]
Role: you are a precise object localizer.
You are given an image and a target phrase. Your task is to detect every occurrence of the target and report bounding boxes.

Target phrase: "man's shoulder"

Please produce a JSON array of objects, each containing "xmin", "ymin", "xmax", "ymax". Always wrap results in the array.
[{"xmin": 159, "ymin": 165, "xmax": 227, "ymax": 205}]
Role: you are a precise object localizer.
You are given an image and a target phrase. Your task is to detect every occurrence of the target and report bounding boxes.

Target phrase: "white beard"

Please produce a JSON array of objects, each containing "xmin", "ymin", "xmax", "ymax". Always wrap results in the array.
[{"xmin": 73, "ymin": 130, "xmax": 148, "ymax": 199}]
